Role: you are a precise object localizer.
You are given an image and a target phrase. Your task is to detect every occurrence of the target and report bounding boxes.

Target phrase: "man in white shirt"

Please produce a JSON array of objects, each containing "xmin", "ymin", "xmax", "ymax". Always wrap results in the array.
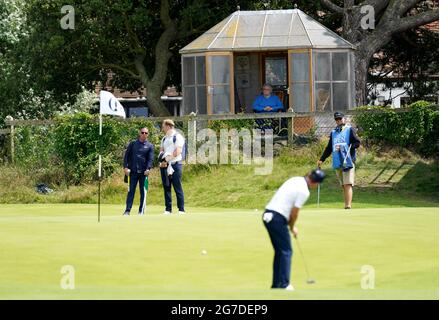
[
  {"xmin": 263, "ymin": 169, "xmax": 325, "ymax": 290},
  {"xmin": 159, "ymin": 119, "xmax": 186, "ymax": 215}
]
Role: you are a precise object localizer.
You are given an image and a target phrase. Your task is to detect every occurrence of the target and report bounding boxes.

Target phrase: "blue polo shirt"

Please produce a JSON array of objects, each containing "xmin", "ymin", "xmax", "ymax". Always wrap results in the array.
[
  {"xmin": 252, "ymin": 94, "xmax": 284, "ymax": 113},
  {"xmin": 124, "ymin": 139, "xmax": 154, "ymax": 174}
]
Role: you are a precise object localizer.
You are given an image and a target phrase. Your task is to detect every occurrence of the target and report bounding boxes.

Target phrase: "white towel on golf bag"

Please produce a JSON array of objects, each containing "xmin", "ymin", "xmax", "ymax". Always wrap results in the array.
[{"xmin": 163, "ymin": 152, "xmax": 174, "ymax": 176}]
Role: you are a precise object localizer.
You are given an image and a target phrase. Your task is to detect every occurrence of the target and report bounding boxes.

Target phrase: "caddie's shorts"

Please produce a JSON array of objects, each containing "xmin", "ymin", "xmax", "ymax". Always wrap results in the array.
[{"xmin": 336, "ymin": 165, "xmax": 355, "ymax": 186}]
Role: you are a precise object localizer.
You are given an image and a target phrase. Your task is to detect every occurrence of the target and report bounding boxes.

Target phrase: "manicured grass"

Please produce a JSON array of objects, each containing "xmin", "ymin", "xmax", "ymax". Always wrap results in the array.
[{"xmin": 1, "ymin": 204, "xmax": 438, "ymax": 299}]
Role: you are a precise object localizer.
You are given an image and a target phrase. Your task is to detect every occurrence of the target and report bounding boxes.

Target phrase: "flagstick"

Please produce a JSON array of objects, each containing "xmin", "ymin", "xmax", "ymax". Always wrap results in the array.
[
  {"xmin": 98, "ymin": 91, "xmax": 126, "ymax": 223},
  {"xmin": 98, "ymin": 155, "xmax": 102, "ymax": 222},
  {"xmin": 98, "ymin": 113, "xmax": 102, "ymax": 223},
  {"xmin": 317, "ymin": 184, "xmax": 320, "ymax": 207}
]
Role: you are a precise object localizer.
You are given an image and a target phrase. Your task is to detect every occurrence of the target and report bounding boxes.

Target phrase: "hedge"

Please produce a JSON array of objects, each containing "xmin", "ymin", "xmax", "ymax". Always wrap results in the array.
[{"xmin": 14, "ymin": 113, "xmax": 161, "ymax": 185}]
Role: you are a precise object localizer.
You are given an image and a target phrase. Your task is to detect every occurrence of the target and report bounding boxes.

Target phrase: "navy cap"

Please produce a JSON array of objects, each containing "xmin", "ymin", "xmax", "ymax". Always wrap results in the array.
[
  {"xmin": 334, "ymin": 112, "xmax": 344, "ymax": 119},
  {"xmin": 309, "ymin": 169, "xmax": 325, "ymax": 183}
]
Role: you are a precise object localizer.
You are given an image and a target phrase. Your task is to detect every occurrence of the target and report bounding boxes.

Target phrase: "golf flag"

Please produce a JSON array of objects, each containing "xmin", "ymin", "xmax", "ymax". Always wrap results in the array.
[{"xmin": 99, "ymin": 90, "xmax": 126, "ymax": 118}]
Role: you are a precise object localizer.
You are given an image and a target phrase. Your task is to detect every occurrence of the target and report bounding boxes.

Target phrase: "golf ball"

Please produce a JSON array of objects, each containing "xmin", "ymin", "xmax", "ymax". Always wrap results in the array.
[{"xmin": 201, "ymin": 250, "xmax": 207, "ymax": 255}]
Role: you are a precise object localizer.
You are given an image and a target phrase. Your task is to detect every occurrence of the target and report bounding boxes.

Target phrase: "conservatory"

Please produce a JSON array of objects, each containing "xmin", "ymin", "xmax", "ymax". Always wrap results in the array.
[{"xmin": 179, "ymin": 7, "xmax": 356, "ymax": 115}]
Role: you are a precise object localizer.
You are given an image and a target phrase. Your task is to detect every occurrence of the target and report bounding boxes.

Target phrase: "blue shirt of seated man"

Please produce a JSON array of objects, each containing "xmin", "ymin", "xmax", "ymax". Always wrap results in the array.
[{"xmin": 252, "ymin": 85, "xmax": 284, "ymax": 113}]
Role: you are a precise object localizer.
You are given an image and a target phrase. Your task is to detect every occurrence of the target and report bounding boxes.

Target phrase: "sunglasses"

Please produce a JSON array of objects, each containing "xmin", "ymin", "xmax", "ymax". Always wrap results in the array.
[
  {"xmin": 335, "ymin": 118, "xmax": 343, "ymax": 121},
  {"xmin": 141, "ymin": 132, "xmax": 149, "ymax": 135}
]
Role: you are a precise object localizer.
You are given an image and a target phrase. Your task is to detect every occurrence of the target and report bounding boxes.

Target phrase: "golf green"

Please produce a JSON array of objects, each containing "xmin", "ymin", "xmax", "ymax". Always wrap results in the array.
[{"xmin": 1, "ymin": 204, "xmax": 438, "ymax": 300}]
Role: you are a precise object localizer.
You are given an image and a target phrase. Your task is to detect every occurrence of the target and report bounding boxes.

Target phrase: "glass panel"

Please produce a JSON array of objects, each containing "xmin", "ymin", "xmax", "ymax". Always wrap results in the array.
[
  {"xmin": 315, "ymin": 83, "xmax": 331, "ymax": 112},
  {"xmin": 291, "ymin": 53, "xmax": 309, "ymax": 82},
  {"xmin": 265, "ymin": 57, "xmax": 287, "ymax": 86},
  {"xmin": 196, "ymin": 56, "xmax": 206, "ymax": 85},
  {"xmin": 332, "ymin": 52, "xmax": 348, "ymax": 81},
  {"xmin": 333, "ymin": 83, "xmax": 349, "ymax": 110},
  {"xmin": 290, "ymin": 14, "xmax": 307, "ymax": 36},
  {"xmin": 183, "ymin": 86, "xmax": 196, "ymax": 114},
  {"xmin": 212, "ymin": 86, "xmax": 230, "ymax": 114},
  {"xmin": 261, "ymin": 36, "xmax": 288, "ymax": 48},
  {"xmin": 184, "ymin": 33, "xmax": 216, "ymax": 51},
  {"xmin": 210, "ymin": 56, "xmax": 230, "ymax": 85},
  {"xmin": 129, "ymin": 107, "xmax": 149, "ymax": 117},
  {"xmin": 315, "ymin": 53, "xmax": 330, "ymax": 81},
  {"xmin": 196, "ymin": 86, "xmax": 207, "ymax": 114},
  {"xmin": 288, "ymin": 36, "xmax": 312, "ymax": 47},
  {"xmin": 183, "ymin": 57, "xmax": 195, "ymax": 85},
  {"xmin": 216, "ymin": 15, "xmax": 237, "ymax": 40},
  {"xmin": 292, "ymin": 83, "xmax": 310, "ymax": 112},
  {"xmin": 307, "ymin": 30, "xmax": 348, "ymax": 47}
]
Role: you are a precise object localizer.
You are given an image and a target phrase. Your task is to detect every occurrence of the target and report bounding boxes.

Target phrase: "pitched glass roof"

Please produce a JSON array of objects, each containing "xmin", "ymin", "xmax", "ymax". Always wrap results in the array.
[{"xmin": 180, "ymin": 9, "xmax": 355, "ymax": 53}]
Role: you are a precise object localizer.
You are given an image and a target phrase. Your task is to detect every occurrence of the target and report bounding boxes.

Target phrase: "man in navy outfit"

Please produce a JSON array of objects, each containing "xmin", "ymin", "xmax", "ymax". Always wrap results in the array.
[{"xmin": 123, "ymin": 127, "xmax": 154, "ymax": 216}]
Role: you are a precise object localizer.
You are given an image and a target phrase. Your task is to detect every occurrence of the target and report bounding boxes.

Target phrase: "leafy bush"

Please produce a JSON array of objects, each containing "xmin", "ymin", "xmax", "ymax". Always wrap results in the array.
[
  {"xmin": 12, "ymin": 112, "xmax": 161, "ymax": 185},
  {"xmin": 355, "ymin": 101, "xmax": 439, "ymax": 157},
  {"xmin": 53, "ymin": 113, "xmax": 162, "ymax": 184}
]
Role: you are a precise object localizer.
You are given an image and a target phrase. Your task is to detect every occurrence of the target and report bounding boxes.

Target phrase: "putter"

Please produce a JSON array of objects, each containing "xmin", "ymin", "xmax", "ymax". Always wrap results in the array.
[
  {"xmin": 295, "ymin": 237, "xmax": 315, "ymax": 284},
  {"xmin": 342, "ymin": 144, "xmax": 352, "ymax": 167},
  {"xmin": 317, "ymin": 165, "xmax": 321, "ymax": 207}
]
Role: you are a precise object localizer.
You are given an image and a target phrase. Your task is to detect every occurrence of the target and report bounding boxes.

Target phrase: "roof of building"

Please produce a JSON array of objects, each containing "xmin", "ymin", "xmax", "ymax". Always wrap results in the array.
[{"xmin": 180, "ymin": 8, "xmax": 356, "ymax": 53}]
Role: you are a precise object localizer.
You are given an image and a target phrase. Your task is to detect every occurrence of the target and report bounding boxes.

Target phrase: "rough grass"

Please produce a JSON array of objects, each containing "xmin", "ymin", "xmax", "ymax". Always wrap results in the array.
[{"xmin": 0, "ymin": 142, "xmax": 437, "ymax": 209}]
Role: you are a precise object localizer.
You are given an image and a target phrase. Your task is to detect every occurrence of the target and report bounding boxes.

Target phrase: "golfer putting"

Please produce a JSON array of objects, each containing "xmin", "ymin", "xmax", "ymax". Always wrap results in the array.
[
  {"xmin": 123, "ymin": 127, "xmax": 154, "ymax": 216},
  {"xmin": 262, "ymin": 169, "xmax": 325, "ymax": 290}
]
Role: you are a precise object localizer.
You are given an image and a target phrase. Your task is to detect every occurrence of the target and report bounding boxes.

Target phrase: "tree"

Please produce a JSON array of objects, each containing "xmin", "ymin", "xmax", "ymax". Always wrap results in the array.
[
  {"xmin": 369, "ymin": 27, "xmax": 439, "ymax": 105},
  {"xmin": 321, "ymin": 0, "xmax": 439, "ymax": 106},
  {"xmin": 24, "ymin": 0, "xmax": 261, "ymax": 116}
]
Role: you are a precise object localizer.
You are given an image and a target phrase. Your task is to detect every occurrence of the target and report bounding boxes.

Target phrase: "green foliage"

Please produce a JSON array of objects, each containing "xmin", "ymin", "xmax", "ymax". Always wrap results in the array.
[
  {"xmin": 369, "ymin": 28, "xmax": 439, "ymax": 103},
  {"xmin": 208, "ymin": 117, "xmax": 256, "ymax": 132},
  {"xmin": 57, "ymin": 88, "xmax": 97, "ymax": 115},
  {"xmin": 355, "ymin": 101, "xmax": 439, "ymax": 157},
  {"xmin": 22, "ymin": 0, "xmax": 297, "ymax": 112},
  {"xmin": 53, "ymin": 113, "xmax": 162, "ymax": 184},
  {"xmin": 53, "ymin": 113, "xmax": 118, "ymax": 184},
  {"xmin": 14, "ymin": 124, "xmax": 57, "ymax": 171}
]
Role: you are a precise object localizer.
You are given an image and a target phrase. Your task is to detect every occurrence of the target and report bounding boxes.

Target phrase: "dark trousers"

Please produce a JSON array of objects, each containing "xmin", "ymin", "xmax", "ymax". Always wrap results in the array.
[
  {"xmin": 125, "ymin": 173, "xmax": 147, "ymax": 214},
  {"xmin": 160, "ymin": 163, "xmax": 184, "ymax": 212},
  {"xmin": 263, "ymin": 210, "xmax": 293, "ymax": 288}
]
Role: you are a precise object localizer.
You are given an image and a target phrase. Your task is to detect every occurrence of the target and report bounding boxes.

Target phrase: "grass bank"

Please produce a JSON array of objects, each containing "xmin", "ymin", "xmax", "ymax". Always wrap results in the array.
[{"xmin": 0, "ymin": 141, "xmax": 438, "ymax": 209}]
